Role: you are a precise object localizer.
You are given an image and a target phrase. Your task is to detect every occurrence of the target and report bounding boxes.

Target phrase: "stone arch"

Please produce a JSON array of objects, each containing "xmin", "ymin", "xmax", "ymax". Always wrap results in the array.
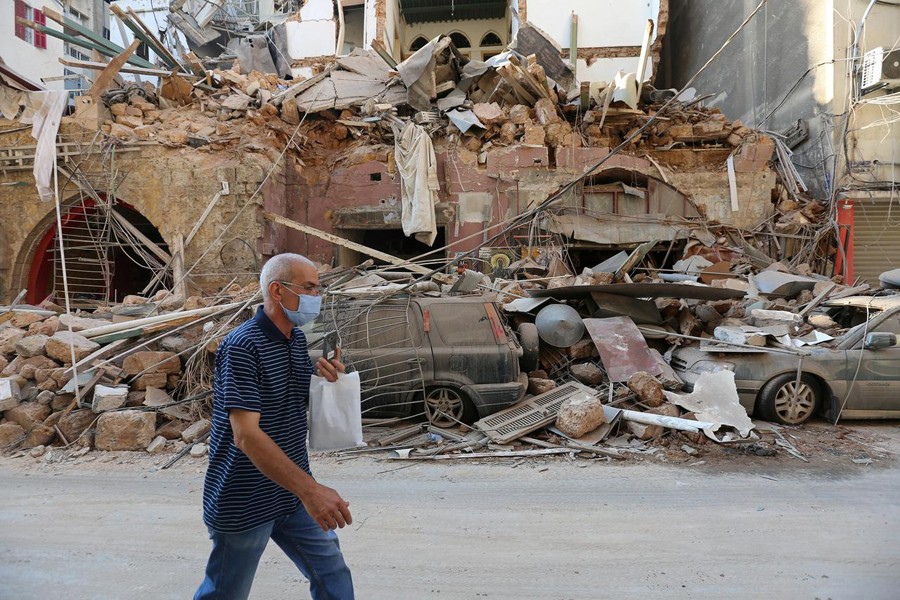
[{"xmin": 11, "ymin": 195, "xmax": 169, "ymax": 306}]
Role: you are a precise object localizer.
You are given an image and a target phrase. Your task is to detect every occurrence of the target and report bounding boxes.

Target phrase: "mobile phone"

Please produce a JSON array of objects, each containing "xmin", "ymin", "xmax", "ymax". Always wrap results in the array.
[{"xmin": 322, "ymin": 331, "xmax": 339, "ymax": 361}]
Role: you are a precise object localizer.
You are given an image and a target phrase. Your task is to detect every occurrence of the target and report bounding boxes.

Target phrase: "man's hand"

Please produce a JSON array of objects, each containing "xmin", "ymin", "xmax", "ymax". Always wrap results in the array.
[
  {"xmin": 299, "ymin": 482, "xmax": 353, "ymax": 531},
  {"xmin": 316, "ymin": 346, "xmax": 346, "ymax": 382}
]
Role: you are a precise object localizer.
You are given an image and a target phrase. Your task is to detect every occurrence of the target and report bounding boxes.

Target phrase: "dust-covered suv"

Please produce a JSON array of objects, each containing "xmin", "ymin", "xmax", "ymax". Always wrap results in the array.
[{"xmin": 313, "ymin": 295, "xmax": 527, "ymax": 427}]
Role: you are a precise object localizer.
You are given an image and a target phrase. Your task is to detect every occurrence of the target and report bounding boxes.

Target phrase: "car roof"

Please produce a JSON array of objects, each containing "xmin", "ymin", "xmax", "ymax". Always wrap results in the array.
[{"xmin": 823, "ymin": 294, "xmax": 900, "ymax": 311}]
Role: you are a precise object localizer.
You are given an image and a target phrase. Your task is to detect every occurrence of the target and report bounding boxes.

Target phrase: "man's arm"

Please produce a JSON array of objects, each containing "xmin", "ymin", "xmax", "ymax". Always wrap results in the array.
[{"xmin": 230, "ymin": 408, "xmax": 352, "ymax": 531}]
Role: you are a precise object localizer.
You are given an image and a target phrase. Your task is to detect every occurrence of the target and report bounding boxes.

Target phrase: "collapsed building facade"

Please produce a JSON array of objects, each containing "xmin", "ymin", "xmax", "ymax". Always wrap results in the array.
[{"xmin": 0, "ymin": 0, "xmax": 815, "ymax": 307}]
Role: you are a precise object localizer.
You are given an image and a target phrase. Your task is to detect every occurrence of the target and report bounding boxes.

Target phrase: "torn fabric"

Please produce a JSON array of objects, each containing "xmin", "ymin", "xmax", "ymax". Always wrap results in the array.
[
  {"xmin": 393, "ymin": 122, "xmax": 439, "ymax": 246},
  {"xmin": 30, "ymin": 91, "xmax": 68, "ymax": 202},
  {"xmin": 663, "ymin": 370, "xmax": 756, "ymax": 438},
  {"xmin": 2, "ymin": 85, "xmax": 68, "ymax": 201}
]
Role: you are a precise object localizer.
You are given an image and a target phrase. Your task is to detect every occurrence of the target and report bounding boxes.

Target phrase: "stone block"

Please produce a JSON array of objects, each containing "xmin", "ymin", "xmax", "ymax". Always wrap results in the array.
[
  {"xmin": 123, "ymin": 351, "xmax": 181, "ymax": 375},
  {"xmin": 51, "ymin": 393, "xmax": 74, "ymax": 411},
  {"xmin": 147, "ymin": 435, "xmax": 167, "ymax": 453},
  {"xmin": 627, "ymin": 372, "xmax": 666, "ymax": 408},
  {"xmin": 110, "ymin": 103, "xmax": 128, "ymax": 116},
  {"xmin": 566, "ymin": 338, "xmax": 596, "ymax": 359},
  {"xmin": 57, "ymin": 409, "xmax": 96, "ymax": 443},
  {"xmin": 0, "ymin": 377, "xmax": 22, "ymax": 411},
  {"xmin": 58, "ymin": 314, "xmax": 107, "ymax": 332},
  {"xmin": 19, "ymin": 356, "xmax": 60, "ymax": 380},
  {"xmin": 509, "ymin": 104, "xmax": 531, "ymax": 124},
  {"xmin": 534, "ymin": 98, "xmax": 560, "ymax": 125},
  {"xmin": 9, "ymin": 312, "xmax": 46, "ymax": 329},
  {"xmin": 133, "ymin": 372, "xmax": 169, "ymax": 391},
  {"xmin": 190, "ymin": 443, "xmax": 208, "ymax": 457},
  {"xmin": 115, "ymin": 114, "xmax": 144, "ymax": 129},
  {"xmin": 0, "ymin": 421, "xmax": 25, "ymax": 448},
  {"xmin": 92, "ymin": 384, "xmax": 129, "ymax": 413},
  {"xmin": 473, "ymin": 102, "xmax": 506, "ymax": 126},
  {"xmin": 528, "ymin": 377, "xmax": 556, "ymax": 396},
  {"xmin": 0, "ymin": 356, "xmax": 6, "ymax": 373},
  {"xmin": 156, "ymin": 420, "xmax": 188, "ymax": 440},
  {"xmin": 569, "ymin": 363, "xmax": 605, "ymax": 386},
  {"xmin": 45, "ymin": 331, "xmax": 100, "ymax": 364},
  {"xmin": 28, "ymin": 316, "xmax": 59, "ymax": 336},
  {"xmin": 4, "ymin": 401, "xmax": 51, "ymax": 431},
  {"xmin": 22, "ymin": 423, "xmax": 55, "ymax": 449},
  {"xmin": 95, "ymin": 410, "xmax": 157, "ymax": 451},
  {"xmin": 0, "ymin": 328, "xmax": 28, "ymax": 355},
  {"xmin": 182, "ymin": 418, "xmax": 212, "ymax": 443},
  {"xmin": 626, "ymin": 420, "xmax": 662, "ymax": 440},
  {"xmin": 555, "ymin": 392, "xmax": 606, "ymax": 438},
  {"xmin": 35, "ymin": 390, "xmax": 55, "ymax": 405},
  {"xmin": 16, "ymin": 334, "xmax": 50, "ymax": 358}
]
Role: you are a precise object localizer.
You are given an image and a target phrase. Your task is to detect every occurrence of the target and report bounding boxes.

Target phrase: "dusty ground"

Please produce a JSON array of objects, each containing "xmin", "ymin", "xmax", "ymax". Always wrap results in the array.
[{"xmin": 1, "ymin": 421, "xmax": 898, "ymax": 599}]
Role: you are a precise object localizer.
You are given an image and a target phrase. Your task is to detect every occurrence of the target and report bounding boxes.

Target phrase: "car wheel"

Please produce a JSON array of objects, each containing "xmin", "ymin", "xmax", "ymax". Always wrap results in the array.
[
  {"xmin": 757, "ymin": 373, "xmax": 820, "ymax": 425},
  {"xmin": 517, "ymin": 323, "xmax": 540, "ymax": 372},
  {"xmin": 424, "ymin": 386, "xmax": 475, "ymax": 428}
]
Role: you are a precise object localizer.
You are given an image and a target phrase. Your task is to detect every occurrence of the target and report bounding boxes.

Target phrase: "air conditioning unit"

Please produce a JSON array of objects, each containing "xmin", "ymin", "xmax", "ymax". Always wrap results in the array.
[{"xmin": 861, "ymin": 47, "xmax": 900, "ymax": 93}]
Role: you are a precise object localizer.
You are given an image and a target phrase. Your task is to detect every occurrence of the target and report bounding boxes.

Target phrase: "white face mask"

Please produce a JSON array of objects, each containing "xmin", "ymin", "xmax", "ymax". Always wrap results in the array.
[{"xmin": 280, "ymin": 287, "xmax": 321, "ymax": 326}]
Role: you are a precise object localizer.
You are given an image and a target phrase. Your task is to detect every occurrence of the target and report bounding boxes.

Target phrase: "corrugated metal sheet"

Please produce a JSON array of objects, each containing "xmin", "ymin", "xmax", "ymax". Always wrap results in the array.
[
  {"xmin": 853, "ymin": 199, "xmax": 900, "ymax": 285},
  {"xmin": 400, "ymin": 0, "xmax": 507, "ymax": 24}
]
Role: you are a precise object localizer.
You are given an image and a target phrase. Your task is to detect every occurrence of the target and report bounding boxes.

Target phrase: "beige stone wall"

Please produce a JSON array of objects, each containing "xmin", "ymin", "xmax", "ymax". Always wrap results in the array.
[{"xmin": 0, "ymin": 134, "xmax": 272, "ymax": 303}]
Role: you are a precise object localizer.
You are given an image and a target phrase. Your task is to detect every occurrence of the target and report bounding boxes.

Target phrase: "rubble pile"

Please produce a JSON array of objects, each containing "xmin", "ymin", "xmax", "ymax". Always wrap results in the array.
[{"xmin": 0, "ymin": 286, "xmax": 256, "ymax": 455}]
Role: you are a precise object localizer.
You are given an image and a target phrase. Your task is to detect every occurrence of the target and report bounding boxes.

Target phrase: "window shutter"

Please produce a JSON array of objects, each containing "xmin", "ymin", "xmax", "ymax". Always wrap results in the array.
[
  {"xmin": 34, "ymin": 8, "xmax": 46, "ymax": 49},
  {"xmin": 15, "ymin": 0, "xmax": 27, "ymax": 41}
]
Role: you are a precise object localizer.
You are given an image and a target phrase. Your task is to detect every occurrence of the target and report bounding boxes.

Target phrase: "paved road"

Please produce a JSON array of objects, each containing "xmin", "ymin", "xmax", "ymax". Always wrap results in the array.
[{"xmin": 1, "ymin": 456, "xmax": 898, "ymax": 599}]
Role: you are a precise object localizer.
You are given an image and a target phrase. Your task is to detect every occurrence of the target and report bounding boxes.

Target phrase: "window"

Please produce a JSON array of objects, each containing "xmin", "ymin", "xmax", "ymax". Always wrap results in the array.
[
  {"xmin": 14, "ymin": 1, "xmax": 46, "ymax": 49},
  {"xmin": 409, "ymin": 36, "xmax": 428, "ymax": 52},
  {"xmin": 481, "ymin": 32, "xmax": 503, "ymax": 47},
  {"xmin": 449, "ymin": 32, "xmax": 470, "ymax": 49}
]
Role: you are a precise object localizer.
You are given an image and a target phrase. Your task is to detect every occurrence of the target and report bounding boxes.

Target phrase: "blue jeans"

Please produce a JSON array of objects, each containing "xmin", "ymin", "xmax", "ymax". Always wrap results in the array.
[{"xmin": 194, "ymin": 505, "xmax": 354, "ymax": 600}]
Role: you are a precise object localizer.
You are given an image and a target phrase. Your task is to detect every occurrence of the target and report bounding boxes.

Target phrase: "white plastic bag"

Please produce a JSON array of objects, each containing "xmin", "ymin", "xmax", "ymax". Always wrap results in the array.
[{"xmin": 308, "ymin": 371, "xmax": 364, "ymax": 451}]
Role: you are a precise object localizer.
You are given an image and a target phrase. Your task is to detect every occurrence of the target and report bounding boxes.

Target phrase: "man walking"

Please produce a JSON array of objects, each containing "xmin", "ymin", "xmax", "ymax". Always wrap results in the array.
[{"xmin": 195, "ymin": 253, "xmax": 354, "ymax": 600}]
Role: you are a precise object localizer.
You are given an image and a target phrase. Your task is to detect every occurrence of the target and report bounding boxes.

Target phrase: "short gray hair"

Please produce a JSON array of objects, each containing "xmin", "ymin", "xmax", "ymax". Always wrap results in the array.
[{"xmin": 260, "ymin": 253, "xmax": 314, "ymax": 301}]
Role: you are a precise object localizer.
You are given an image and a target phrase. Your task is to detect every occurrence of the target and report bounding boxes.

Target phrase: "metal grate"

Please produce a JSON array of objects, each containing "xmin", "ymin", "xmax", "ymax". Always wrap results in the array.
[{"xmin": 475, "ymin": 381, "xmax": 602, "ymax": 444}]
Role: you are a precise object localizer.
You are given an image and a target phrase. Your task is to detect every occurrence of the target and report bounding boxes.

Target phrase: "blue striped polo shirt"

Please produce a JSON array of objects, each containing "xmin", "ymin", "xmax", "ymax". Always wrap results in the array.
[{"xmin": 202, "ymin": 306, "xmax": 315, "ymax": 533}]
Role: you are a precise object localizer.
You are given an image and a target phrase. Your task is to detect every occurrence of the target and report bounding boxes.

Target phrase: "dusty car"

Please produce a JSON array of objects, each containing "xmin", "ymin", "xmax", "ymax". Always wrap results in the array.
[
  {"xmin": 313, "ymin": 295, "xmax": 527, "ymax": 427},
  {"xmin": 670, "ymin": 295, "xmax": 900, "ymax": 425}
]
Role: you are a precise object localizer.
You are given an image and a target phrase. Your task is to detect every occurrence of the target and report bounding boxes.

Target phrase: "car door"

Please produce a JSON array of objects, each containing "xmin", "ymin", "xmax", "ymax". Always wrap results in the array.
[{"xmin": 844, "ymin": 309, "xmax": 900, "ymax": 413}]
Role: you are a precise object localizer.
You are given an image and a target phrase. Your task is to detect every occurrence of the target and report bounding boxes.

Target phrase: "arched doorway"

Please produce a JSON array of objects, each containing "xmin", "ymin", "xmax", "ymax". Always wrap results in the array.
[{"xmin": 17, "ymin": 197, "xmax": 168, "ymax": 307}]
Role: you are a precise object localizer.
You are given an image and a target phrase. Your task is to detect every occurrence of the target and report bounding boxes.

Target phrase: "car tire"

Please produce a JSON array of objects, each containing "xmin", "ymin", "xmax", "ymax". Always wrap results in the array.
[
  {"xmin": 517, "ymin": 323, "xmax": 540, "ymax": 372},
  {"xmin": 757, "ymin": 372, "xmax": 820, "ymax": 425},
  {"xmin": 424, "ymin": 386, "xmax": 476, "ymax": 428}
]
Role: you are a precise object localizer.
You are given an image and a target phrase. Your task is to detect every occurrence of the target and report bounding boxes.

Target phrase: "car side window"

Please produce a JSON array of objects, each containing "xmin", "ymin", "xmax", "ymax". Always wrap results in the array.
[
  {"xmin": 335, "ymin": 302, "xmax": 422, "ymax": 348},
  {"xmin": 429, "ymin": 303, "xmax": 497, "ymax": 346},
  {"xmin": 873, "ymin": 313, "xmax": 900, "ymax": 336}
]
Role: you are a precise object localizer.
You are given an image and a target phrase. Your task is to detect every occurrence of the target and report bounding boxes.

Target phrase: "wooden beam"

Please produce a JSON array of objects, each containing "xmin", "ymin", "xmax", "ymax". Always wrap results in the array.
[
  {"xmin": 264, "ymin": 212, "xmax": 433, "ymax": 276},
  {"xmin": 184, "ymin": 192, "xmax": 222, "ymax": 248},
  {"xmin": 171, "ymin": 234, "xmax": 187, "ymax": 298},
  {"xmin": 59, "ymin": 58, "xmax": 186, "ymax": 78},
  {"xmin": 635, "ymin": 19, "xmax": 655, "ymax": 101},
  {"xmin": 87, "ymin": 39, "xmax": 140, "ymax": 100},
  {"xmin": 109, "ymin": 208, "xmax": 172, "ymax": 264}
]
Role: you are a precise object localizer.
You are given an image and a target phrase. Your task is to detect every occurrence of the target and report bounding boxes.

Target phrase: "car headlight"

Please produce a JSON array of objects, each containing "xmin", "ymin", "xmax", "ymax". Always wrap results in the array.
[{"xmin": 690, "ymin": 360, "xmax": 735, "ymax": 375}]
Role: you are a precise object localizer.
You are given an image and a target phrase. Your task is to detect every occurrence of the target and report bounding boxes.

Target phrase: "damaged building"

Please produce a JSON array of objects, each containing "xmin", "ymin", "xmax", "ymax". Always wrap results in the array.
[
  {"xmin": 0, "ymin": 0, "xmax": 897, "ymax": 457},
  {"xmin": 1, "ymin": 0, "xmax": 797, "ymax": 305}
]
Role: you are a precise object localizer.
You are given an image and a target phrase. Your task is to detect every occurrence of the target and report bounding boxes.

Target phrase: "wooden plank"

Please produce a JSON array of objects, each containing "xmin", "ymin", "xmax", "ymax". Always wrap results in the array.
[
  {"xmin": 635, "ymin": 19, "xmax": 655, "ymax": 100},
  {"xmin": 64, "ymin": 338, "xmax": 130, "ymax": 376},
  {"xmin": 110, "ymin": 208, "xmax": 172, "ymax": 264},
  {"xmin": 264, "ymin": 212, "xmax": 436, "ymax": 277},
  {"xmin": 386, "ymin": 448, "xmax": 574, "ymax": 460},
  {"xmin": 125, "ymin": 6, "xmax": 186, "ymax": 72},
  {"xmin": 42, "ymin": 5, "xmax": 122, "ymax": 53},
  {"xmin": 184, "ymin": 192, "xmax": 223, "ymax": 247},
  {"xmin": 496, "ymin": 65, "xmax": 537, "ymax": 104},
  {"xmin": 507, "ymin": 55, "xmax": 553, "ymax": 100},
  {"xmin": 109, "ymin": 4, "xmax": 180, "ymax": 71},
  {"xmin": 87, "ymin": 39, "xmax": 140, "ymax": 100},
  {"xmin": 59, "ymin": 58, "xmax": 180, "ymax": 77}
]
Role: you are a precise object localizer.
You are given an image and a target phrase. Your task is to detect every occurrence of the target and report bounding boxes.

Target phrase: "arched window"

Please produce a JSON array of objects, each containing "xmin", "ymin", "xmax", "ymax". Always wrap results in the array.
[
  {"xmin": 449, "ymin": 32, "xmax": 471, "ymax": 48},
  {"xmin": 480, "ymin": 32, "xmax": 503, "ymax": 47},
  {"xmin": 409, "ymin": 36, "xmax": 428, "ymax": 52}
]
